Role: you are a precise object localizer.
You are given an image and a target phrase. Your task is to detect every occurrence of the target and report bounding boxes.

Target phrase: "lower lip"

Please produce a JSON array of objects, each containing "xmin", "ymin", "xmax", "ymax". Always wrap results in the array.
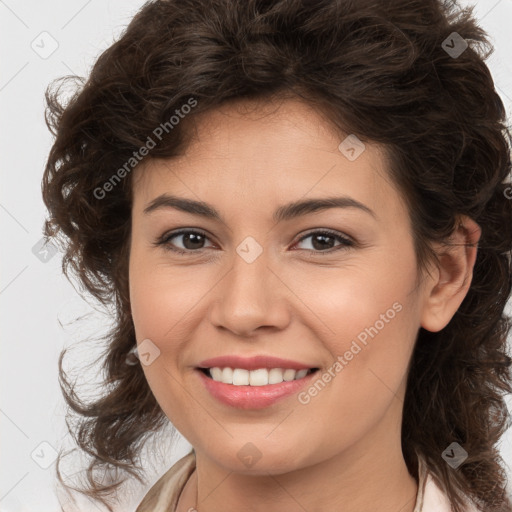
[{"xmin": 196, "ymin": 369, "xmax": 318, "ymax": 409}]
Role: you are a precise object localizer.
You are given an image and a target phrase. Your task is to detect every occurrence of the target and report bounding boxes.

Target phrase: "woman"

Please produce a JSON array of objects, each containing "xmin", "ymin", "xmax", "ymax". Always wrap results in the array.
[{"xmin": 42, "ymin": 0, "xmax": 512, "ymax": 511}]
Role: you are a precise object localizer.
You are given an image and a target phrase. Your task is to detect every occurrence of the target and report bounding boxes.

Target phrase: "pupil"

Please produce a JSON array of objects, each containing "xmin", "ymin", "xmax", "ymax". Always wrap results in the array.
[
  {"xmin": 312, "ymin": 234, "xmax": 334, "ymax": 250},
  {"xmin": 184, "ymin": 233, "xmax": 204, "ymax": 250}
]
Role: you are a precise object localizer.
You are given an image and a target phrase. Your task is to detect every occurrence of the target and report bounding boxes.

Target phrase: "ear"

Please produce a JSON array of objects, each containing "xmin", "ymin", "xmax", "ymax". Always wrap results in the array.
[{"xmin": 420, "ymin": 215, "xmax": 481, "ymax": 333}]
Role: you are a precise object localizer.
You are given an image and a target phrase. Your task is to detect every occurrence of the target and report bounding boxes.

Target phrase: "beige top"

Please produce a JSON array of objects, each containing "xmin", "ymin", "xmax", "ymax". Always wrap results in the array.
[{"xmin": 135, "ymin": 449, "xmax": 480, "ymax": 512}]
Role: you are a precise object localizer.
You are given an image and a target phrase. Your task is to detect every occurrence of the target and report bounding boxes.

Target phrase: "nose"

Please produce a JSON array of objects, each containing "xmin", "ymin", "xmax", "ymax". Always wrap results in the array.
[{"xmin": 208, "ymin": 250, "xmax": 290, "ymax": 337}]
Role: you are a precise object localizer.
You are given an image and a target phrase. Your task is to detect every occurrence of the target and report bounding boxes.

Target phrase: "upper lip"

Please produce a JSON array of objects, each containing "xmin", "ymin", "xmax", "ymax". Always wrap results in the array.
[{"xmin": 197, "ymin": 355, "xmax": 318, "ymax": 371}]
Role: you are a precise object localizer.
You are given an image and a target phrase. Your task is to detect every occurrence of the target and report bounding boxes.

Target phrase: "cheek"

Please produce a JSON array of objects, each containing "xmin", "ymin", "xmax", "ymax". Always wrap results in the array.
[
  {"xmin": 129, "ymin": 275, "xmax": 181, "ymax": 340},
  {"xmin": 305, "ymin": 254, "xmax": 420, "ymax": 432},
  {"xmin": 291, "ymin": 291, "xmax": 418, "ymax": 461},
  {"xmin": 291, "ymin": 249, "xmax": 417, "ymax": 351},
  {"xmin": 128, "ymin": 247, "xmax": 203, "ymax": 342},
  {"xmin": 128, "ymin": 256, "xmax": 194, "ymax": 425}
]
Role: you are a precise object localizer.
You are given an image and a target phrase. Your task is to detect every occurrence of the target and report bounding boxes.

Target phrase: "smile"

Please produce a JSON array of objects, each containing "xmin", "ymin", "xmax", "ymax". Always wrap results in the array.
[
  {"xmin": 199, "ymin": 367, "xmax": 318, "ymax": 386},
  {"xmin": 195, "ymin": 367, "xmax": 320, "ymax": 409}
]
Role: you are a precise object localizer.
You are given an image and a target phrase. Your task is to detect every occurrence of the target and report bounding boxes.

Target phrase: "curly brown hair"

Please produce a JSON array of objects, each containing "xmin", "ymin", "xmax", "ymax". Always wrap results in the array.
[{"xmin": 42, "ymin": 0, "xmax": 512, "ymax": 510}]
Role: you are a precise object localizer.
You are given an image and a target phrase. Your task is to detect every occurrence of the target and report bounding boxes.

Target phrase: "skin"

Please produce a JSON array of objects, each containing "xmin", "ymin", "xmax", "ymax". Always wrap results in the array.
[{"xmin": 128, "ymin": 96, "xmax": 481, "ymax": 512}]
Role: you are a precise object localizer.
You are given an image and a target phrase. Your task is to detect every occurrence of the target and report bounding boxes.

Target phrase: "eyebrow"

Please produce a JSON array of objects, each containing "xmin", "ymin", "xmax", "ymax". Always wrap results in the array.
[{"xmin": 143, "ymin": 194, "xmax": 376, "ymax": 222}]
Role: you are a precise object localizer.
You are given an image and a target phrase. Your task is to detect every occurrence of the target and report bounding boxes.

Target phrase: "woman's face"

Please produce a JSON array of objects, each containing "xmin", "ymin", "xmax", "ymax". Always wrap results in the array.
[{"xmin": 129, "ymin": 97, "xmax": 430, "ymax": 473}]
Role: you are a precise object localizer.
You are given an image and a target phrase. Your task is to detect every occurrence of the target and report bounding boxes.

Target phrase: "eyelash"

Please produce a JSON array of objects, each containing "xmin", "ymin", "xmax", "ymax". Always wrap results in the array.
[{"xmin": 153, "ymin": 228, "xmax": 355, "ymax": 256}]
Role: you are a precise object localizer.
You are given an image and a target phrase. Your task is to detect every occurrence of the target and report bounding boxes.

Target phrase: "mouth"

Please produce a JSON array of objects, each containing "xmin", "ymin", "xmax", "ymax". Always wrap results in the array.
[
  {"xmin": 194, "ymin": 355, "xmax": 322, "ymax": 409},
  {"xmin": 195, "ymin": 366, "xmax": 320, "ymax": 409},
  {"xmin": 197, "ymin": 367, "xmax": 320, "ymax": 386}
]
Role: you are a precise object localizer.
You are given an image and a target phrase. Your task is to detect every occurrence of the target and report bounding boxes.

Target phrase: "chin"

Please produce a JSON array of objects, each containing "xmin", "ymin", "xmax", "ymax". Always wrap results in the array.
[{"xmin": 202, "ymin": 441, "xmax": 309, "ymax": 475}]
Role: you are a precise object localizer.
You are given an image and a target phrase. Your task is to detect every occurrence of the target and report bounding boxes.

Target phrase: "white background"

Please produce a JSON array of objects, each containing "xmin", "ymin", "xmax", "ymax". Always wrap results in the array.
[{"xmin": 1, "ymin": 0, "xmax": 511, "ymax": 510}]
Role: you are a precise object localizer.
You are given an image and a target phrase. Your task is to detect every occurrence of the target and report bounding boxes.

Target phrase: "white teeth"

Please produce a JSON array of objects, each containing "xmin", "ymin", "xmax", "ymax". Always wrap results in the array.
[
  {"xmin": 221, "ymin": 367, "xmax": 233, "ymax": 384},
  {"xmin": 295, "ymin": 369, "xmax": 308, "ymax": 379},
  {"xmin": 283, "ymin": 369, "xmax": 296, "ymax": 381},
  {"xmin": 210, "ymin": 367, "xmax": 223, "ymax": 381},
  {"xmin": 232, "ymin": 368, "xmax": 249, "ymax": 385},
  {"xmin": 206, "ymin": 367, "xmax": 314, "ymax": 385},
  {"xmin": 249, "ymin": 368, "xmax": 268, "ymax": 386},
  {"xmin": 268, "ymin": 368, "xmax": 285, "ymax": 384}
]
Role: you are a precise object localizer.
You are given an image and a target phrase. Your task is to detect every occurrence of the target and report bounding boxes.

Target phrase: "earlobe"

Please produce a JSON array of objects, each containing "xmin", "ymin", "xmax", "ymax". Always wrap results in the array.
[{"xmin": 420, "ymin": 216, "xmax": 481, "ymax": 333}]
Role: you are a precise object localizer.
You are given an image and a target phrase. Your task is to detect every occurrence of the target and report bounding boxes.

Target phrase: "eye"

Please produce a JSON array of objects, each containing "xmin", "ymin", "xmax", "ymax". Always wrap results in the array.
[
  {"xmin": 292, "ymin": 229, "xmax": 354, "ymax": 254},
  {"xmin": 154, "ymin": 229, "xmax": 214, "ymax": 254},
  {"xmin": 154, "ymin": 228, "xmax": 354, "ymax": 255}
]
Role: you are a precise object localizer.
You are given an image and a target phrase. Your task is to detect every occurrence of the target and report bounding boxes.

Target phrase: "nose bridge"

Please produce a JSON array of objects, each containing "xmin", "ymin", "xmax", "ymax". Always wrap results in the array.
[
  {"xmin": 209, "ymin": 240, "xmax": 288, "ymax": 335},
  {"xmin": 223, "ymin": 239, "xmax": 270, "ymax": 311}
]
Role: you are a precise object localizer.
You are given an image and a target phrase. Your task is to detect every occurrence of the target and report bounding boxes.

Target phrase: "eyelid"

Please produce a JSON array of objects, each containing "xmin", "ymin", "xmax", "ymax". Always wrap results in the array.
[
  {"xmin": 155, "ymin": 228, "xmax": 214, "ymax": 252},
  {"xmin": 155, "ymin": 227, "xmax": 355, "ymax": 255},
  {"xmin": 295, "ymin": 228, "xmax": 354, "ymax": 246}
]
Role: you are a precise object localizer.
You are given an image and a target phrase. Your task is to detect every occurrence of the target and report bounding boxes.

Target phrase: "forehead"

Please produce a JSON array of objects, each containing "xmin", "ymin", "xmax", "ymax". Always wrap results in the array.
[{"xmin": 131, "ymin": 97, "xmax": 403, "ymax": 223}]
